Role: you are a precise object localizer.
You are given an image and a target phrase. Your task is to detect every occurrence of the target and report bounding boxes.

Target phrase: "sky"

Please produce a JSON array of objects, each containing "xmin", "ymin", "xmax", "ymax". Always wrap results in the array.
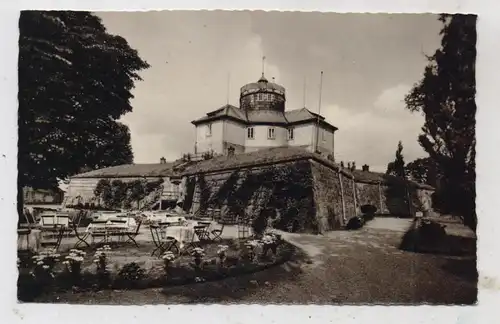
[{"xmin": 97, "ymin": 11, "xmax": 443, "ymax": 172}]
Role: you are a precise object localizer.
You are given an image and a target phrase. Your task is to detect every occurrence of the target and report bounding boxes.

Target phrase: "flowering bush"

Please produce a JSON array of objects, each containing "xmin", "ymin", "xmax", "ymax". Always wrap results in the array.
[
  {"xmin": 191, "ymin": 247, "xmax": 205, "ymax": 271},
  {"xmin": 62, "ymin": 249, "xmax": 86, "ymax": 283},
  {"xmin": 216, "ymin": 245, "xmax": 229, "ymax": 266},
  {"xmin": 93, "ymin": 245, "xmax": 111, "ymax": 288},
  {"xmin": 243, "ymin": 240, "xmax": 261, "ymax": 262},
  {"xmin": 117, "ymin": 262, "xmax": 145, "ymax": 288},
  {"xmin": 31, "ymin": 251, "xmax": 60, "ymax": 283},
  {"xmin": 162, "ymin": 251, "xmax": 176, "ymax": 277},
  {"xmin": 63, "ymin": 249, "xmax": 85, "ymax": 272},
  {"xmin": 260, "ymin": 233, "xmax": 280, "ymax": 258}
]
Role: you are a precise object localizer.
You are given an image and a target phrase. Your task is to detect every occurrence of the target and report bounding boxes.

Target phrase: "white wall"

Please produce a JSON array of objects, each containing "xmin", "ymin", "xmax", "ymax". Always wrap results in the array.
[
  {"xmin": 223, "ymin": 120, "xmax": 245, "ymax": 147},
  {"xmin": 287, "ymin": 123, "xmax": 315, "ymax": 152},
  {"xmin": 287, "ymin": 122, "xmax": 334, "ymax": 155},
  {"xmin": 244, "ymin": 125, "xmax": 288, "ymax": 151},
  {"xmin": 317, "ymin": 126, "xmax": 335, "ymax": 155},
  {"xmin": 195, "ymin": 120, "xmax": 224, "ymax": 155}
]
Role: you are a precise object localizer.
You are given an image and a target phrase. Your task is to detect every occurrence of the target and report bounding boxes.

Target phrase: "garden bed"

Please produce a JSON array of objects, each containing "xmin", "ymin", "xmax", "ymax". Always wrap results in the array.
[{"xmin": 17, "ymin": 233, "xmax": 298, "ymax": 302}]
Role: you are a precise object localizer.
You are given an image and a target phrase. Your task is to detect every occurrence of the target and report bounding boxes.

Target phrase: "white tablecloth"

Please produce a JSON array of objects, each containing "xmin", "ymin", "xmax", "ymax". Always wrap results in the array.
[
  {"xmin": 86, "ymin": 217, "xmax": 136, "ymax": 233},
  {"xmin": 159, "ymin": 220, "xmax": 216, "ymax": 249},
  {"xmin": 144, "ymin": 211, "xmax": 187, "ymax": 224}
]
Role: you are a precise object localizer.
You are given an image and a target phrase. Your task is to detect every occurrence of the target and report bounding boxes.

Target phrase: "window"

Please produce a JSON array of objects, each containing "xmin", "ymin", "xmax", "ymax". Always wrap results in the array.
[
  {"xmin": 247, "ymin": 127, "xmax": 254, "ymax": 139},
  {"xmin": 268, "ymin": 127, "xmax": 276, "ymax": 140},
  {"xmin": 206, "ymin": 123, "xmax": 212, "ymax": 137},
  {"xmin": 322, "ymin": 129, "xmax": 326, "ymax": 141},
  {"xmin": 287, "ymin": 128, "xmax": 294, "ymax": 140}
]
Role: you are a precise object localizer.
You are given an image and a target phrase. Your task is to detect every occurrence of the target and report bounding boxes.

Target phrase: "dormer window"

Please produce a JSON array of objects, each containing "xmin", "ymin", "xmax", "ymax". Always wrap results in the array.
[
  {"xmin": 247, "ymin": 127, "xmax": 254, "ymax": 139},
  {"xmin": 287, "ymin": 128, "xmax": 294, "ymax": 140},
  {"xmin": 268, "ymin": 127, "xmax": 276, "ymax": 140},
  {"xmin": 206, "ymin": 123, "xmax": 212, "ymax": 137}
]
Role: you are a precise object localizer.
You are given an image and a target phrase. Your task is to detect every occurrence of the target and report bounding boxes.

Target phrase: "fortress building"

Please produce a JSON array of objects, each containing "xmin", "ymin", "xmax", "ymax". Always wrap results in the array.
[
  {"xmin": 192, "ymin": 73, "xmax": 337, "ymax": 157},
  {"xmin": 62, "ymin": 69, "xmax": 434, "ymax": 231}
]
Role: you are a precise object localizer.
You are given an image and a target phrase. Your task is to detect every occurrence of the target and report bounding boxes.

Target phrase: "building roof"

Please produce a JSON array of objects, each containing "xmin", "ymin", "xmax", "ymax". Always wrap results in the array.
[
  {"xmin": 240, "ymin": 75, "xmax": 286, "ymax": 94},
  {"xmin": 182, "ymin": 146, "xmax": 318, "ymax": 175},
  {"xmin": 70, "ymin": 147, "xmax": 433, "ymax": 190},
  {"xmin": 192, "ymin": 106, "xmax": 338, "ymax": 131},
  {"xmin": 285, "ymin": 108, "xmax": 322, "ymax": 123},
  {"xmin": 72, "ymin": 162, "xmax": 177, "ymax": 178},
  {"xmin": 191, "ymin": 104, "xmax": 246, "ymax": 125},
  {"xmin": 351, "ymin": 169, "xmax": 434, "ymax": 190}
]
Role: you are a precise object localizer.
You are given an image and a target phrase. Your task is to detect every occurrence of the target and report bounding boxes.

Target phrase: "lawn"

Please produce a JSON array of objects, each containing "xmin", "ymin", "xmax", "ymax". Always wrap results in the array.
[{"xmin": 31, "ymin": 218, "xmax": 477, "ymax": 304}]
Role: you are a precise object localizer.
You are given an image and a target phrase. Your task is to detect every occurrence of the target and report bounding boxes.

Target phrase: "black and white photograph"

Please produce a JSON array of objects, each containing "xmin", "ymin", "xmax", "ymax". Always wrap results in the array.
[{"xmin": 16, "ymin": 10, "xmax": 477, "ymax": 305}]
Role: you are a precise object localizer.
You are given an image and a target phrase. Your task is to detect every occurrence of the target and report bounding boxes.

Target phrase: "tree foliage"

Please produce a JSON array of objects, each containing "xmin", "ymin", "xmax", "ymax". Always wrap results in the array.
[
  {"xmin": 19, "ymin": 11, "xmax": 149, "ymax": 190},
  {"xmin": 93, "ymin": 178, "xmax": 164, "ymax": 210},
  {"xmin": 405, "ymin": 14, "xmax": 476, "ymax": 229},
  {"xmin": 386, "ymin": 141, "xmax": 406, "ymax": 178},
  {"xmin": 405, "ymin": 157, "xmax": 439, "ymax": 187},
  {"xmin": 385, "ymin": 141, "xmax": 411, "ymax": 216}
]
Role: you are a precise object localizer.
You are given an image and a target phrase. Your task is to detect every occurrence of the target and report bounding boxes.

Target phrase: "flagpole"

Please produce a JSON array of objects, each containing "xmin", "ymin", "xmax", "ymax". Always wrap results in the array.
[{"xmin": 315, "ymin": 71, "xmax": 324, "ymax": 153}]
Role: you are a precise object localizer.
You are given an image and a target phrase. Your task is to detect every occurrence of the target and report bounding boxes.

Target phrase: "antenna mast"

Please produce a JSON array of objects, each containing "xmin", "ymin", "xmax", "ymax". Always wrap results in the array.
[
  {"xmin": 315, "ymin": 71, "xmax": 324, "ymax": 153},
  {"xmin": 261, "ymin": 56, "xmax": 266, "ymax": 77}
]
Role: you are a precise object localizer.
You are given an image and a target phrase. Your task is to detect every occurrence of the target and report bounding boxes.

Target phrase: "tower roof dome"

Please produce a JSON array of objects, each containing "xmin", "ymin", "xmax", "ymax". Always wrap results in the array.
[{"xmin": 240, "ymin": 75, "xmax": 285, "ymax": 95}]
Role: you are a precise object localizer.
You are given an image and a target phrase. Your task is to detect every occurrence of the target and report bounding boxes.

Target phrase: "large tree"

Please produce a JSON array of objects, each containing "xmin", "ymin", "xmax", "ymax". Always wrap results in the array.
[
  {"xmin": 18, "ymin": 11, "xmax": 149, "ymax": 190},
  {"xmin": 405, "ymin": 14, "xmax": 476, "ymax": 230}
]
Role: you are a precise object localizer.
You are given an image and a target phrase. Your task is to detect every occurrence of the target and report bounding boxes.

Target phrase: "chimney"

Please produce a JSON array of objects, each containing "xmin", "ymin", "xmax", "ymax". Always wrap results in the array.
[
  {"xmin": 362, "ymin": 164, "xmax": 370, "ymax": 172},
  {"xmin": 160, "ymin": 157, "xmax": 166, "ymax": 164}
]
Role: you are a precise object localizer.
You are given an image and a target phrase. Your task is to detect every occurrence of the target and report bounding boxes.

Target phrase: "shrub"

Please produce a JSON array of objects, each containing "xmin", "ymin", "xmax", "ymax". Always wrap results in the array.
[
  {"xmin": 117, "ymin": 262, "xmax": 145, "ymax": 288},
  {"xmin": 346, "ymin": 216, "xmax": 365, "ymax": 230},
  {"xmin": 419, "ymin": 219, "xmax": 447, "ymax": 244},
  {"xmin": 360, "ymin": 205, "xmax": 377, "ymax": 222},
  {"xmin": 31, "ymin": 251, "xmax": 60, "ymax": 285},
  {"xmin": 399, "ymin": 218, "xmax": 447, "ymax": 253}
]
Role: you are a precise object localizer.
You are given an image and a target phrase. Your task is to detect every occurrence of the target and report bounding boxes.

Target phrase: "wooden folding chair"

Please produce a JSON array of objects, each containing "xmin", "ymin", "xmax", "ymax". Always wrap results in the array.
[
  {"xmin": 40, "ymin": 212, "xmax": 68, "ymax": 252},
  {"xmin": 123, "ymin": 219, "xmax": 142, "ymax": 247},
  {"xmin": 181, "ymin": 229, "xmax": 201, "ymax": 255},
  {"xmin": 149, "ymin": 222, "xmax": 180, "ymax": 256},
  {"xmin": 72, "ymin": 210, "xmax": 91, "ymax": 248},
  {"xmin": 194, "ymin": 225, "xmax": 211, "ymax": 242},
  {"xmin": 211, "ymin": 222, "xmax": 225, "ymax": 241}
]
